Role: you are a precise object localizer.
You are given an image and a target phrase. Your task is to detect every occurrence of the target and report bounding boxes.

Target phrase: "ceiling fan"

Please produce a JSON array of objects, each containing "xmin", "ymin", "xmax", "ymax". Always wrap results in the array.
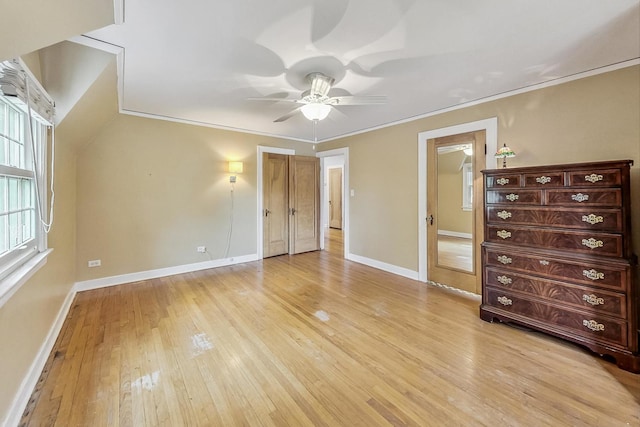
[{"xmin": 249, "ymin": 72, "xmax": 386, "ymax": 122}]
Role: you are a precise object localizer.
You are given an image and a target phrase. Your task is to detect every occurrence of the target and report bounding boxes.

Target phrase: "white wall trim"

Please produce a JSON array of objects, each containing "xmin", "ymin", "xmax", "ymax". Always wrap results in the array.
[
  {"xmin": 3, "ymin": 287, "xmax": 76, "ymax": 427},
  {"xmin": 346, "ymin": 253, "xmax": 419, "ymax": 281},
  {"xmin": 418, "ymin": 117, "xmax": 498, "ymax": 282},
  {"xmin": 317, "ymin": 59, "xmax": 640, "ymax": 144},
  {"xmin": 256, "ymin": 146, "xmax": 296, "ymax": 260},
  {"xmin": 0, "ymin": 249, "xmax": 52, "ymax": 310},
  {"xmin": 317, "ymin": 148, "xmax": 349, "ymax": 257},
  {"xmin": 67, "ymin": 35, "xmax": 124, "ymax": 115},
  {"xmin": 438, "ymin": 230, "xmax": 472, "ymax": 239},
  {"xmin": 113, "ymin": 0, "xmax": 125, "ymax": 24},
  {"xmin": 74, "ymin": 254, "xmax": 258, "ymax": 292}
]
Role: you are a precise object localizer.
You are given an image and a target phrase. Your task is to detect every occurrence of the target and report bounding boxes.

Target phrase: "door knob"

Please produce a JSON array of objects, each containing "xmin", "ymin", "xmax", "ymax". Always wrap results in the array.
[
  {"xmin": 265, "ymin": 209, "xmax": 270, "ymax": 217},
  {"xmin": 290, "ymin": 208, "xmax": 296, "ymax": 215},
  {"xmin": 427, "ymin": 214, "xmax": 434, "ymax": 225}
]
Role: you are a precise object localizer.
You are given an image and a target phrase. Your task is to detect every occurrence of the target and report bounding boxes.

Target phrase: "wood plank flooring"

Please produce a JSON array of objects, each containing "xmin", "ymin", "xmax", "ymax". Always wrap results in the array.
[{"xmin": 21, "ymin": 229, "xmax": 640, "ymax": 426}]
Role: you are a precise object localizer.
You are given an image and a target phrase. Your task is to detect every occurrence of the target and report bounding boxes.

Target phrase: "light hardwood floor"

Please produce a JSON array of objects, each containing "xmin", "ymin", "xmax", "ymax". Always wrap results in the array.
[{"xmin": 21, "ymin": 229, "xmax": 639, "ymax": 426}]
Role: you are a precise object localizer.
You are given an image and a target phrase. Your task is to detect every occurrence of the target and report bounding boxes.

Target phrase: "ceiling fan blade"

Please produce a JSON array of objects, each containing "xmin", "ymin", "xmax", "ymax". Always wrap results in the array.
[
  {"xmin": 247, "ymin": 97, "xmax": 300, "ymax": 103},
  {"xmin": 327, "ymin": 95, "xmax": 387, "ymax": 105},
  {"xmin": 274, "ymin": 107, "xmax": 302, "ymax": 122}
]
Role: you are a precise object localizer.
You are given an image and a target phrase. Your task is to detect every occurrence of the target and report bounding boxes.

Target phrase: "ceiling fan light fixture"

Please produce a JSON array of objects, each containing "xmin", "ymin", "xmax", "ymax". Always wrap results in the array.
[{"xmin": 301, "ymin": 103, "xmax": 331, "ymax": 121}]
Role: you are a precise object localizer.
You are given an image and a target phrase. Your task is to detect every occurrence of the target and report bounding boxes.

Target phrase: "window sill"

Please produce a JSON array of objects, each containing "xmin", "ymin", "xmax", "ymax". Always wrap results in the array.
[{"xmin": 0, "ymin": 249, "xmax": 53, "ymax": 309}]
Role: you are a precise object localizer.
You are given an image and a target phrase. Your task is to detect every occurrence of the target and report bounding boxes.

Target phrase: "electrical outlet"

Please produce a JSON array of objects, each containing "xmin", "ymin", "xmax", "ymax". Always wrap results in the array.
[
  {"xmin": 197, "ymin": 246, "xmax": 206, "ymax": 253},
  {"xmin": 88, "ymin": 259, "xmax": 101, "ymax": 267}
]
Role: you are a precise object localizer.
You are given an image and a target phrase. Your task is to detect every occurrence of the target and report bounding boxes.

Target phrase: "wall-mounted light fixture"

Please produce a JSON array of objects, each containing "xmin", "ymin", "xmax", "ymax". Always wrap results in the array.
[
  {"xmin": 229, "ymin": 161, "xmax": 243, "ymax": 183},
  {"xmin": 495, "ymin": 143, "xmax": 516, "ymax": 168}
]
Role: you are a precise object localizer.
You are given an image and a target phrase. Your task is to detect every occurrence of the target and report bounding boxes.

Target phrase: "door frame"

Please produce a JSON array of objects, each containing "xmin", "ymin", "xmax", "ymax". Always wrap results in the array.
[
  {"xmin": 316, "ymin": 148, "xmax": 349, "ymax": 257},
  {"xmin": 417, "ymin": 118, "xmax": 498, "ymax": 283},
  {"xmin": 257, "ymin": 146, "xmax": 295, "ymax": 260}
]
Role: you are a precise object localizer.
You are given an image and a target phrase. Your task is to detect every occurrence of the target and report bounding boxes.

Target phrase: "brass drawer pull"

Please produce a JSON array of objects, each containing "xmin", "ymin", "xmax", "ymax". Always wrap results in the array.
[
  {"xmin": 505, "ymin": 193, "xmax": 519, "ymax": 202},
  {"xmin": 582, "ymin": 214, "xmax": 604, "ymax": 225},
  {"xmin": 585, "ymin": 173, "xmax": 603, "ymax": 183},
  {"xmin": 581, "ymin": 238, "xmax": 604, "ymax": 249},
  {"xmin": 497, "ymin": 275, "xmax": 512, "ymax": 285},
  {"xmin": 497, "ymin": 255, "xmax": 512, "ymax": 264},
  {"xmin": 582, "ymin": 319, "xmax": 605, "ymax": 332},
  {"xmin": 497, "ymin": 210, "xmax": 512, "ymax": 220},
  {"xmin": 536, "ymin": 176, "xmax": 552, "ymax": 184},
  {"xmin": 571, "ymin": 193, "xmax": 589, "ymax": 202},
  {"xmin": 583, "ymin": 269, "xmax": 605, "ymax": 281},
  {"xmin": 496, "ymin": 178, "xmax": 509, "ymax": 186},
  {"xmin": 539, "ymin": 260, "xmax": 550, "ymax": 266},
  {"xmin": 497, "ymin": 296, "xmax": 513, "ymax": 306},
  {"xmin": 583, "ymin": 294, "xmax": 605, "ymax": 306},
  {"xmin": 497, "ymin": 230, "xmax": 512, "ymax": 239}
]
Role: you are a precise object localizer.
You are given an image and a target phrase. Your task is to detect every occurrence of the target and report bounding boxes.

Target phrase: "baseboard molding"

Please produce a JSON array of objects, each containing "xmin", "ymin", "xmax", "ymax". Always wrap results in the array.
[
  {"xmin": 74, "ymin": 254, "xmax": 259, "ymax": 292},
  {"xmin": 346, "ymin": 253, "xmax": 419, "ymax": 281},
  {"xmin": 3, "ymin": 288, "xmax": 76, "ymax": 427}
]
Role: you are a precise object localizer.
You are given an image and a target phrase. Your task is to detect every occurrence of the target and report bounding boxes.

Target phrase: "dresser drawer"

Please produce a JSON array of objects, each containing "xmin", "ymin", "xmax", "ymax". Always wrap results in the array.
[
  {"xmin": 485, "ymin": 267, "xmax": 626, "ymax": 318},
  {"xmin": 486, "ymin": 190, "xmax": 541, "ymax": 205},
  {"xmin": 485, "ymin": 288, "xmax": 627, "ymax": 347},
  {"xmin": 484, "ymin": 246, "xmax": 630, "ymax": 291},
  {"xmin": 486, "ymin": 206, "xmax": 623, "ymax": 232},
  {"xmin": 523, "ymin": 172, "xmax": 564, "ymax": 187},
  {"xmin": 486, "ymin": 174, "xmax": 521, "ymax": 188},
  {"xmin": 546, "ymin": 188, "xmax": 622, "ymax": 207},
  {"xmin": 568, "ymin": 168, "xmax": 622, "ymax": 187},
  {"xmin": 486, "ymin": 225, "xmax": 623, "ymax": 257}
]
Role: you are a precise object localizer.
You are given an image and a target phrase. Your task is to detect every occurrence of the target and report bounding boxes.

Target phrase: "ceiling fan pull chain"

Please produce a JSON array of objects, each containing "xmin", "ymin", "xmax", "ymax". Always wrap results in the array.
[{"xmin": 313, "ymin": 119, "xmax": 318, "ymax": 143}]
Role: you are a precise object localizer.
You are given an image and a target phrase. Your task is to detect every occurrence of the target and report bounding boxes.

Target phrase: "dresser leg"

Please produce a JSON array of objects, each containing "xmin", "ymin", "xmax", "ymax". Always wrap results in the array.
[{"xmin": 614, "ymin": 353, "xmax": 640, "ymax": 374}]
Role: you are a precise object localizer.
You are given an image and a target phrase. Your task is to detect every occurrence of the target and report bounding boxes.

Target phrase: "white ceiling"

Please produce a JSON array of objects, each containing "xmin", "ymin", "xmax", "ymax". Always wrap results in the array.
[{"xmin": 87, "ymin": 0, "xmax": 640, "ymax": 143}]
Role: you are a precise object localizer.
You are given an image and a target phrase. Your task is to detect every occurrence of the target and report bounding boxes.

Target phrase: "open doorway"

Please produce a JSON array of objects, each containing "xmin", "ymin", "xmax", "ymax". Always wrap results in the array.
[{"xmin": 317, "ymin": 148, "xmax": 349, "ymax": 257}]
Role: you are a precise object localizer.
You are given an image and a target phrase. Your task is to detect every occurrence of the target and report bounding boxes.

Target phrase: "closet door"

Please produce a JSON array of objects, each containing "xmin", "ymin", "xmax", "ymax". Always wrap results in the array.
[
  {"xmin": 263, "ymin": 153, "xmax": 289, "ymax": 257},
  {"xmin": 289, "ymin": 156, "xmax": 320, "ymax": 254}
]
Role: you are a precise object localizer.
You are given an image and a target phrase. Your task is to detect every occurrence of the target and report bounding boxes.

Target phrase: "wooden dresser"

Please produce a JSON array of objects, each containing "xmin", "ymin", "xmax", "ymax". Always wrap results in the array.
[{"xmin": 480, "ymin": 160, "xmax": 639, "ymax": 372}]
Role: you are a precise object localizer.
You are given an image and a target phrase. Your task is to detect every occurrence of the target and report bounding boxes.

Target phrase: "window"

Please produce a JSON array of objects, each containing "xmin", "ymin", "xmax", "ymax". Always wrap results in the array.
[{"xmin": 0, "ymin": 59, "xmax": 54, "ymax": 304}]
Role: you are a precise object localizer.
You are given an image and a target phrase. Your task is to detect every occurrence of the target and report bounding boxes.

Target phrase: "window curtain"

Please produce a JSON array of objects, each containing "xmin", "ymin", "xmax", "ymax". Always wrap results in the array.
[{"xmin": 0, "ymin": 59, "xmax": 55, "ymax": 123}]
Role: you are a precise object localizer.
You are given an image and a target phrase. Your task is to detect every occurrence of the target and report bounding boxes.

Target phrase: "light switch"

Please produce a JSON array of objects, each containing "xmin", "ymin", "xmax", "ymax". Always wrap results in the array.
[{"xmin": 350, "ymin": 189, "xmax": 355, "ymax": 197}]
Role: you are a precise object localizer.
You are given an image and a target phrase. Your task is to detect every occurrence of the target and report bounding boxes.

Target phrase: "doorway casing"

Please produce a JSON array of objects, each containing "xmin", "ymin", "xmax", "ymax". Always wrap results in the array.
[
  {"xmin": 257, "ymin": 146, "xmax": 350, "ymax": 260},
  {"xmin": 316, "ymin": 148, "xmax": 349, "ymax": 257}
]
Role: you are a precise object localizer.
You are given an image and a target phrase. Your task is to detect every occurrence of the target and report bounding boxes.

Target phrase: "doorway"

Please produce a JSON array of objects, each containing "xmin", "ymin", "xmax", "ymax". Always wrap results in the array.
[
  {"xmin": 417, "ymin": 118, "xmax": 498, "ymax": 294},
  {"xmin": 426, "ymin": 131, "xmax": 485, "ymax": 293},
  {"xmin": 317, "ymin": 148, "xmax": 349, "ymax": 257},
  {"xmin": 262, "ymin": 153, "xmax": 321, "ymax": 257}
]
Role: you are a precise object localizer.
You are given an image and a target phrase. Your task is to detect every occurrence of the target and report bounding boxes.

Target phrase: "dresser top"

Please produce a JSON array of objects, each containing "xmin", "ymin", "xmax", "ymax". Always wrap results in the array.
[{"xmin": 482, "ymin": 159, "xmax": 633, "ymax": 175}]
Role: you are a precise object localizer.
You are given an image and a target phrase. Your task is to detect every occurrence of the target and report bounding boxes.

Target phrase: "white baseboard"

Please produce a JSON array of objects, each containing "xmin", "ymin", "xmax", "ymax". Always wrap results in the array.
[
  {"xmin": 437, "ymin": 230, "xmax": 472, "ymax": 239},
  {"xmin": 3, "ymin": 288, "xmax": 76, "ymax": 427},
  {"xmin": 346, "ymin": 253, "xmax": 419, "ymax": 281},
  {"xmin": 74, "ymin": 254, "xmax": 259, "ymax": 292}
]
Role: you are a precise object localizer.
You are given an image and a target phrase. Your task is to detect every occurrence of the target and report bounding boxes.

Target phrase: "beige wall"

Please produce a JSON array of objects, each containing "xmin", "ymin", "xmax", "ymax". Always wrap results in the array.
[
  {"xmin": 321, "ymin": 65, "xmax": 640, "ymax": 273},
  {"xmin": 0, "ymin": 0, "xmax": 114, "ymax": 61},
  {"xmin": 75, "ymin": 115, "xmax": 315, "ymax": 281}
]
